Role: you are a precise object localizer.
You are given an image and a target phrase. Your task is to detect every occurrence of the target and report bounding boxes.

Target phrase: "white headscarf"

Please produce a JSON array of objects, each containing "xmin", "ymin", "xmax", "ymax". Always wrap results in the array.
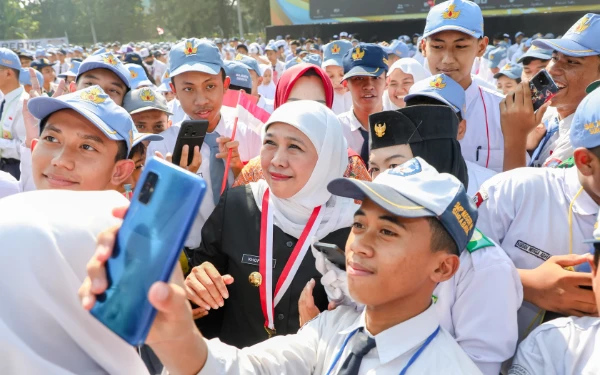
[
  {"xmin": 258, "ymin": 64, "xmax": 276, "ymax": 100},
  {"xmin": 250, "ymin": 100, "xmax": 359, "ymax": 239},
  {"xmin": 384, "ymin": 58, "xmax": 432, "ymax": 110},
  {"xmin": 0, "ymin": 190, "xmax": 148, "ymax": 375}
]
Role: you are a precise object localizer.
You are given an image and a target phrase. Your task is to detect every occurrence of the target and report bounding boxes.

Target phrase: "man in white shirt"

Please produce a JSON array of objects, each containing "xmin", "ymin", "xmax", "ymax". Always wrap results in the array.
[
  {"xmin": 0, "ymin": 48, "xmax": 28, "ymax": 179},
  {"xmin": 265, "ymin": 44, "xmax": 285, "ymax": 85},
  {"xmin": 337, "ymin": 43, "xmax": 388, "ymax": 164},
  {"xmin": 475, "ymin": 87, "xmax": 600, "ymax": 341},
  {"xmin": 421, "ymin": 0, "xmax": 506, "ymax": 172},
  {"xmin": 81, "ymin": 157, "xmax": 482, "ymax": 375},
  {"xmin": 143, "ymin": 49, "xmax": 167, "ymax": 84},
  {"xmin": 501, "ymin": 14, "xmax": 600, "ymax": 170},
  {"xmin": 508, "ymin": 32, "xmax": 525, "ymax": 61}
]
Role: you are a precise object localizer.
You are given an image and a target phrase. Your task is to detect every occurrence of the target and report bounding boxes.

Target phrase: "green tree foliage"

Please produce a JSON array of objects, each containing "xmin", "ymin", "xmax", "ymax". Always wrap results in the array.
[{"xmin": 0, "ymin": 0, "xmax": 39, "ymax": 39}]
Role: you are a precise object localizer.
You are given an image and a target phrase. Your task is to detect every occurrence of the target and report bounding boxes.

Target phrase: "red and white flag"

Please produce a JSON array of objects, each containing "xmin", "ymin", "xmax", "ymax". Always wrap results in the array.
[
  {"xmin": 222, "ymin": 90, "xmax": 271, "ymax": 135},
  {"xmin": 157, "ymin": 27, "xmax": 164, "ymax": 35}
]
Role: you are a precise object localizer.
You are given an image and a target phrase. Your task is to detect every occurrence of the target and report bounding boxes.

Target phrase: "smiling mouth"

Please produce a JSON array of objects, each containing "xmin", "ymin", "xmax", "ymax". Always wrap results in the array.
[
  {"xmin": 44, "ymin": 174, "xmax": 77, "ymax": 187},
  {"xmin": 269, "ymin": 172, "xmax": 292, "ymax": 181}
]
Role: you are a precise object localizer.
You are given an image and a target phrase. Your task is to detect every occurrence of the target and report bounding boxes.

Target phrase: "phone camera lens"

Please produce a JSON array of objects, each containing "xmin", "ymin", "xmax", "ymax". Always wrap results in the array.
[{"xmin": 138, "ymin": 172, "xmax": 158, "ymax": 204}]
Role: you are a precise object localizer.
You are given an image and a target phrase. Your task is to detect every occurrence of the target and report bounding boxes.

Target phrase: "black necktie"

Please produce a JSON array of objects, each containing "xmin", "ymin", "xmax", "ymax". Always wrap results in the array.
[
  {"xmin": 338, "ymin": 329, "xmax": 377, "ymax": 375},
  {"xmin": 0, "ymin": 100, "xmax": 5, "ymax": 121},
  {"xmin": 358, "ymin": 127, "xmax": 370, "ymax": 164}
]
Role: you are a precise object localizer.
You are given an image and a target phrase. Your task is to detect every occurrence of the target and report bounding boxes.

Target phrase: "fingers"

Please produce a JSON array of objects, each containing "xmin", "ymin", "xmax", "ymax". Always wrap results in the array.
[
  {"xmin": 222, "ymin": 274, "xmax": 235, "ymax": 285},
  {"xmin": 79, "ymin": 277, "xmax": 96, "ymax": 310},
  {"xmin": 154, "ymin": 151, "xmax": 165, "ymax": 160},
  {"xmin": 202, "ymin": 262, "xmax": 229, "ymax": 300},
  {"xmin": 148, "ymin": 281, "xmax": 189, "ymax": 317},
  {"xmin": 551, "ymin": 254, "xmax": 589, "ymax": 267},
  {"xmin": 216, "ymin": 141, "xmax": 240, "ymax": 159},
  {"xmin": 179, "ymin": 145, "xmax": 190, "ymax": 169},
  {"xmin": 563, "ymin": 271, "xmax": 594, "ymax": 287},
  {"xmin": 29, "ymin": 68, "xmax": 41, "ymax": 94},
  {"xmin": 86, "ymin": 226, "xmax": 120, "ymax": 295},
  {"xmin": 112, "ymin": 204, "xmax": 129, "ymax": 219},
  {"xmin": 192, "ymin": 307, "xmax": 209, "ymax": 319},
  {"xmin": 52, "ymin": 79, "xmax": 66, "ymax": 98},
  {"xmin": 188, "ymin": 146, "xmax": 201, "ymax": 172},
  {"xmin": 184, "ymin": 278, "xmax": 214, "ymax": 311},
  {"xmin": 535, "ymin": 101, "xmax": 551, "ymax": 123}
]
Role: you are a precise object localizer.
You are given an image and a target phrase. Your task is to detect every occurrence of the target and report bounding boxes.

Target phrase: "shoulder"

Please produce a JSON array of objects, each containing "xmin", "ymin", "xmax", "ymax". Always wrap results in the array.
[
  {"xmin": 465, "ymin": 231, "xmax": 517, "ymax": 270},
  {"xmin": 518, "ymin": 316, "xmax": 600, "ymax": 356},
  {"xmin": 481, "ymin": 167, "xmax": 564, "ymax": 194},
  {"xmin": 302, "ymin": 306, "xmax": 361, "ymax": 335},
  {"xmin": 478, "ymin": 84, "xmax": 505, "ymax": 102},
  {"xmin": 428, "ymin": 328, "xmax": 484, "ymax": 373}
]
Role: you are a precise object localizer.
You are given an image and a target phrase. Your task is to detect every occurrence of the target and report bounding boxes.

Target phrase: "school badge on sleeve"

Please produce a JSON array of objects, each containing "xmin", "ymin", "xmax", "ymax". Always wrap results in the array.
[{"xmin": 2, "ymin": 130, "xmax": 12, "ymax": 140}]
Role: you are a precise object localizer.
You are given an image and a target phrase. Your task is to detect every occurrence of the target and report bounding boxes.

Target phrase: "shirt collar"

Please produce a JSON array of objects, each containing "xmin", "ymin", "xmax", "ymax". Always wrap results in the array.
[
  {"xmin": 3, "ymin": 86, "xmax": 24, "ymax": 102},
  {"xmin": 564, "ymin": 167, "xmax": 599, "ymax": 216},
  {"xmin": 559, "ymin": 113, "xmax": 575, "ymax": 129},
  {"xmin": 339, "ymin": 302, "xmax": 440, "ymax": 365},
  {"xmin": 348, "ymin": 107, "xmax": 364, "ymax": 132},
  {"xmin": 181, "ymin": 112, "xmax": 227, "ymax": 135}
]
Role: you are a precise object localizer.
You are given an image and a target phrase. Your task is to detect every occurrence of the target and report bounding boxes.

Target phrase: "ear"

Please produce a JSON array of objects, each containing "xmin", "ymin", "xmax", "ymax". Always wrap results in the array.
[
  {"xmin": 342, "ymin": 80, "xmax": 348, "ymax": 88},
  {"xmin": 258, "ymin": 77, "xmax": 264, "ymax": 85},
  {"xmin": 223, "ymin": 76, "xmax": 231, "ymax": 91},
  {"xmin": 420, "ymin": 38, "xmax": 427, "ymax": 58},
  {"xmin": 457, "ymin": 119, "xmax": 467, "ymax": 141},
  {"xmin": 477, "ymin": 37, "xmax": 489, "ymax": 58},
  {"xmin": 574, "ymin": 147, "xmax": 596, "ymax": 176},
  {"xmin": 167, "ymin": 118, "xmax": 173, "ymax": 129},
  {"xmin": 431, "ymin": 253, "xmax": 460, "ymax": 283},
  {"xmin": 31, "ymin": 138, "xmax": 39, "ymax": 152},
  {"xmin": 170, "ymin": 82, "xmax": 177, "ymax": 95},
  {"xmin": 110, "ymin": 159, "xmax": 135, "ymax": 187}
]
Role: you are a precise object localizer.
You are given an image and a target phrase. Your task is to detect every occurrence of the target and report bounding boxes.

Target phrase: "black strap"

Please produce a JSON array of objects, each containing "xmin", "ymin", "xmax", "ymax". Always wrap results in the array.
[{"xmin": 358, "ymin": 127, "xmax": 369, "ymax": 165}]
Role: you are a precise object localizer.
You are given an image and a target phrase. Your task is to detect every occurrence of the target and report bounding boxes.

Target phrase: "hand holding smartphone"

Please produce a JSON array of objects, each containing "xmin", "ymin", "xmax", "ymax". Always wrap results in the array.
[
  {"xmin": 529, "ymin": 70, "xmax": 559, "ymax": 112},
  {"xmin": 171, "ymin": 120, "xmax": 209, "ymax": 167},
  {"xmin": 313, "ymin": 242, "xmax": 346, "ymax": 270}
]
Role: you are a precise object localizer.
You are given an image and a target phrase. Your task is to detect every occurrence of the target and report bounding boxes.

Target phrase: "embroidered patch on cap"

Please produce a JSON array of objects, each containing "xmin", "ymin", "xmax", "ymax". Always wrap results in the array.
[
  {"xmin": 79, "ymin": 87, "xmax": 107, "ymax": 105},
  {"xmin": 389, "ymin": 158, "xmax": 422, "ymax": 177}
]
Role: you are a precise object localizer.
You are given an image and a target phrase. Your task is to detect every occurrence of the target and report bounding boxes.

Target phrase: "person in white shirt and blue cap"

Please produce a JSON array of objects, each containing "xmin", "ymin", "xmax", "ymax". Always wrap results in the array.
[
  {"xmin": 494, "ymin": 62, "xmax": 523, "ymax": 95},
  {"xmin": 232, "ymin": 53, "xmax": 271, "ymax": 110},
  {"xmin": 508, "ymin": 31, "xmax": 526, "ymax": 60},
  {"xmin": 322, "ymin": 40, "xmax": 353, "ymax": 115},
  {"xmin": 123, "ymin": 86, "xmax": 172, "ymax": 135},
  {"xmin": 421, "ymin": 0, "xmax": 506, "ymax": 172},
  {"xmin": 265, "ymin": 43, "xmax": 285, "ymax": 84},
  {"xmin": 384, "ymin": 40, "xmax": 410, "ymax": 67},
  {"xmin": 517, "ymin": 45, "xmax": 552, "ymax": 82},
  {"xmin": 75, "ymin": 52, "xmax": 132, "ymax": 105},
  {"xmin": 125, "ymin": 63, "xmax": 153, "ymax": 89},
  {"xmin": 223, "ymin": 60, "xmax": 252, "ymax": 95},
  {"xmin": 156, "ymin": 69, "xmax": 176, "ymax": 102},
  {"xmin": 80, "ymin": 157, "xmax": 484, "ymax": 375},
  {"xmin": 57, "ymin": 60, "xmax": 81, "ymax": 84}
]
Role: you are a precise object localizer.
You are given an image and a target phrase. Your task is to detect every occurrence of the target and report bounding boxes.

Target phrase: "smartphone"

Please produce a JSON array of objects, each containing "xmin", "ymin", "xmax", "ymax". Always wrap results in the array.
[
  {"xmin": 171, "ymin": 120, "xmax": 209, "ymax": 166},
  {"xmin": 313, "ymin": 242, "xmax": 346, "ymax": 270},
  {"xmin": 529, "ymin": 70, "xmax": 559, "ymax": 112},
  {"xmin": 91, "ymin": 157, "xmax": 207, "ymax": 345}
]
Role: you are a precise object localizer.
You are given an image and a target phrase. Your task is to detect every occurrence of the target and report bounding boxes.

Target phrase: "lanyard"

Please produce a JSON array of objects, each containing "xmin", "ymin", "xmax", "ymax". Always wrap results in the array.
[
  {"xmin": 258, "ymin": 188, "xmax": 323, "ymax": 336},
  {"xmin": 477, "ymin": 87, "xmax": 491, "ymax": 169},
  {"xmin": 529, "ymin": 116, "xmax": 560, "ymax": 166},
  {"xmin": 325, "ymin": 325, "xmax": 441, "ymax": 375}
]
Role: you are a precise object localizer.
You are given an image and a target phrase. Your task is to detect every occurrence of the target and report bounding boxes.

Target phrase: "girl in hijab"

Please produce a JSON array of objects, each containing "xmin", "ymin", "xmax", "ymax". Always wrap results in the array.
[
  {"xmin": 258, "ymin": 64, "xmax": 276, "ymax": 100},
  {"xmin": 0, "ymin": 190, "xmax": 148, "ymax": 375},
  {"xmin": 234, "ymin": 63, "xmax": 371, "ymax": 186},
  {"xmin": 185, "ymin": 100, "xmax": 359, "ymax": 348},
  {"xmin": 383, "ymin": 58, "xmax": 430, "ymax": 110}
]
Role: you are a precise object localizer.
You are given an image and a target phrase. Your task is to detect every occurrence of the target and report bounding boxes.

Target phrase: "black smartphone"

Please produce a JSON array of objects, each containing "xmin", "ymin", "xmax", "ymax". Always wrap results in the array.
[
  {"xmin": 171, "ymin": 120, "xmax": 209, "ymax": 166},
  {"xmin": 529, "ymin": 70, "xmax": 559, "ymax": 112},
  {"xmin": 313, "ymin": 242, "xmax": 346, "ymax": 270}
]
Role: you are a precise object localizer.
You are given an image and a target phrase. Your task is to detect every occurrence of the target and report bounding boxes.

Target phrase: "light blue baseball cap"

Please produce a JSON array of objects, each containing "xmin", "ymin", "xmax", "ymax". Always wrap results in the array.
[
  {"xmin": 74, "ymin": 46, "xmax": 84, "ymax": 53},
  {"xmin": 517, "ymin": 45, "xmax": 552, "ymax": 63},
  {"xmin": 487, "ymin": 46, "xmax": 508, "ymax": 68},
  {"xmin": 0, "ymin": 48, "xmax": 21, "ymax": 70},
  {"xmin": 224, "ymin": 60, "xmax": 252, "ymax": 90},
  {"xmin": 322, "ymin": 40, "xmax": 353, "ymax": 68},
  {"xmin": 404, "ymin": 73, "xmax": 466, "ymax": 116},
  {"xmin": 77, "ymin": 52, "xmax": 132, "ymax": 89},
  {"xmin": 28, "ymin": 86, "xmax": 135, "ymax": 153},
  {"xmin": 386, "ymin": 40, "xmax": 410, "ymax": 59},
  {"xmin": 533, "ymin": 14, "xmax": 600, "ymax": 57},
  {"xmin": 285, "ymin": 57, "xmax": 301, "ymax": 70},
  {"xmin": 265, "ymin": 44, "xmax": 277, "ymax": 52},
  {"xmin": 423, "ymin": 0, "xmax": 484, "ymax": 39},
  {"xmin": 35, "ymin": 48, "xmax": 47, "ymax": 58},
  {"xmin": 494, "ymin": 62, "xmax": 523, "ymax": 80},
  {"xmin": 132, "ymin": 130, "xmax": 163, "ymax": 149},
  {"xmin": 58, "ymin": 61, "xmax": 81, "ymax": 79},
  {"xmin": 19, "ymin": 68, "xmax": 44, "ymax": 87},
  {"xmin": 92, "ymin": 47, "xmax": 106, "ymax": 55},
  {"xmin": 125, "ymin": 63, "xmax": 153, "ymax": 89},
  {"xmin": 169, "ymin": 38, "xmax": 223, "ymax": 78},
  {"xmin": 570, "ymin": 88, "xmax": 600, "ymax": 149},
  {"xmin": 302, "ymin": 53, "xmax": 322, "ymax": 67},
  {"xmin": 233, "ymin": 53, "xmax": 260, "ymax": 76},
  {"xmin": 157, "ymin": 70, "xmax": 172, "ymax": 93}
]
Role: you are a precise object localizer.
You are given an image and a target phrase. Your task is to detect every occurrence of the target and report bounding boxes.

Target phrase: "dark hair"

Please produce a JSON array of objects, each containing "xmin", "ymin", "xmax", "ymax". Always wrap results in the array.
[
  {"xmin": 237, "ymin": 45, "xmax": 249, "ymax": 54},
  {"xmin": 171, "ymin": 68, "xmax": 226, "ymax": 88},
  {"xmin": 405, "ymin": 96, "xmax": 463, "ymax": 122},
  {"xmin": 115, "ymin": 140, "xmax": 128, "ymax": 161},
  {"xmin": 426, "ymin": 217, "xmax": 459, "ymax": 256},
  {"xmin": 515, "ymin": 77, "xmax": 522, "ymax": 84},
  {"xmin": 291, "ymin": 40, "xmax": 301, "ymax": 47},
  {"xmin": 128, "ymin": 141, "xmax": 146, "ymax": 159},
  {"xmin": 229, "ymin": 84, "xmax": 251, "ymax": 94},
  {"xmin": 301, "ymin": 69, "xmax": 320, "ymax": 78},
  {"xmin": 10, "ymin": 68, "xmax": 20, "ymax": 80},
  {"xmin": 75, "ymin": 68, "xmax": 131, "ymax": 92},
  {"xmin": 521, "ymin": 57, "xmax": 550, "ymax": 66}
]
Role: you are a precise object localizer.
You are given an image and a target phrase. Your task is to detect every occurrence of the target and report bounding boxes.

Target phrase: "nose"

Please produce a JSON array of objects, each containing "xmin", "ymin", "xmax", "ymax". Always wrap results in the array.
[
  {"xmin": 51, "ymin": 147, "xmax": 76, "ymax": 171},
  {"xmin": 347, "ymin": 229, "xmax": 375, "ymax": 259},
  {"xmin": 270, "ymin": 147, "xmax": 289, "ymax": 169},
  {"xmin": 441, "ymin": 49, "xmax": 457, "ymax": 65},
  {"xmin": 194, "ymin": 92, "xmax": 210, "ymax": 107}
]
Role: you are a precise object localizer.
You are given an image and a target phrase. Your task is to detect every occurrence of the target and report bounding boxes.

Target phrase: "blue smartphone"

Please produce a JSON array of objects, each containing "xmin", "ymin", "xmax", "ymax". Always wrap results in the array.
[{"xmin": 91, "ymin": 157, "xmax": 206, "ymax": 346}]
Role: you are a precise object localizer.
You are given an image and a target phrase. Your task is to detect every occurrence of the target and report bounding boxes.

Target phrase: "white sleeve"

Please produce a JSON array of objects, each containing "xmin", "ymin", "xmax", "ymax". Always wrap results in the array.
[
  {"xmin": 197, "ymin": 319, "xmax": 319, "ymax": 375},
  {"xmin": 453, "ymin": 248, "xmax": 523, "ymax": 375},
  {"xmin": 18, "ymin": 144, "xmax": 36, "ymax": 192},
  {"xmin": 0, "ymin": 171, "xmax": 19, "ymax": 199},
  {"xmin": 474, "ymin": 173, "xmax": 518, "ymax": 246},
  {"xmin": 509, "ymin": 329, "xmax": 555, "ymax": 375}
]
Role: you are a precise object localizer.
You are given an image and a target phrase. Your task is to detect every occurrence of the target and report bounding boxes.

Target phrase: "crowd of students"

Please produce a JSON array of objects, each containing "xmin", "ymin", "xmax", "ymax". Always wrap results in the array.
[{"xmin": 1, "ymin": 0, "xmax": 600, "ymax": 374}]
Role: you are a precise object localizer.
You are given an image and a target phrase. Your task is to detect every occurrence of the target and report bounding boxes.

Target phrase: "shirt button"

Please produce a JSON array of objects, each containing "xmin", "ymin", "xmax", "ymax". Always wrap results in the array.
[
  {"xmin": 278, "ymin": 314, "xmax": 285, "ymax": 320},
  {"xmin": 286, "ymin": 241, "xmax": 294, "ymax": 248}
]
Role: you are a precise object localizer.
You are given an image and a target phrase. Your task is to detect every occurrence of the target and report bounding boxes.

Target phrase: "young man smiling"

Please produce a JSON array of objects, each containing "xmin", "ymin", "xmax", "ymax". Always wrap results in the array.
[{"xmin": 421, "ymin": 0, "xmax": 506, "ymax": 172}]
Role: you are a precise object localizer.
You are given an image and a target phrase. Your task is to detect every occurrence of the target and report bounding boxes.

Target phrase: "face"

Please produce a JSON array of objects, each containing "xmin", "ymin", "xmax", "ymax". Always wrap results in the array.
[
  {"xmin": 163, "ymin": 91, "xmax": 176, "ymax": 102},
  {"xmin": 267, "ymin": 50, "xmax": 277, "ymax": 64},
  {"xmin": 144, "ymin": 56, "xmax": 154, "ymax": 65},
  {"xmin": 260, "ymin": 122, "xmax": 318, "ymax": 199},
  {"xmin": 368, "ymin": 144, "xmax": 413, "ymax": 179},
  {"xmin": 387, "ymin": 69, "xmax": 415, "ymax": 108},
  {"xmin": 41, "ymin": 66, "xmax": 56, "ymax": 86},
  {"xmin": 77, "ymin": 68, "xmax": 128, "ymax": 105},
  {"xmin": 522, "ymin": 59, "xmax": 549, "ymax": 82},
  {"xmin": 263, "ymin": 69, "xmax": 272, "ymax": 85},
  {"xmin": 546, "ymin": 53, "xmax": 600, "ymax": 115},
  {"xmin": 65, "ymin": 76, "xmax": 76, "ymax": 84},
  {"xmin": 32, "ymin": 109, "xmax": 133, "ymax": 191},
  {"xmin": 496, "ymin": 75, "xmax": 519, "ymax": 95},
  {"xmin": 158, "ymin": 55, "xmax": 167, "ymax": 64},
  {"xmin": 287, "ymin": 75, "xmax": 327, "ymax": 104},
  {"xmin": 237, "ymin": 48, "xmax": 248, "ymax": 56},
  {"xmin": 347, "ymin": 75, "xmax": 386, "ymax": 114},
  {"xmin": 20, "ymin": 57, "xmax": 32, "ymax": 67},
  {"xmin": 249, "ymin": 70, "xmax": 262, "ymax": 96},
  {"xmin": 346, "ymin": 198, "xmax": 457, "ymax": 306},
  {"xmin": 172, "ymin": 71, "xmax": 230, "ymax": 129},
  {"xmin": 423, "ymin": 31, "xmax": 487, "ymax": 88},
  {"xmin": 120, "ymin": 145, "xmax": 147, "ymax": 192},
  {"xmin": 387, "ymin": 54, "xmax": 400, "ymax": 67},
  {"xmin": 325, "ymin": 66, "xmax": 345, "ymax": 95},
  {"xmin": 48, "ymin": 54, "xmax": 57, "ymax": 63},
  {"xmin": 131, "ymin": 110, "xmax": 170, "ymax": 134}
]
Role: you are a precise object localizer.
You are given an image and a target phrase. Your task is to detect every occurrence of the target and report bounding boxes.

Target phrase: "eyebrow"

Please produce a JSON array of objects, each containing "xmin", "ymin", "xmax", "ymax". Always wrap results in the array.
[
  {"xmin": 110, "ymin": 81, "xmax": 125, "ymax": 90},
  {"xmin": 264, "ymin": 133, "xmax": 308, "ymax": 146},
  {"xmin": 354, "ymin": 208, "xmax": 406, "ymax": 228},
  {"xmin": 384, "ymin": 154, "xmax": 409, "ymax": 163},
  {"xmin": 432, "ymin": 37, "xmax": 468, "ymax": 43},
  {"xmin": 44, "ymin": 123, "xmax": 104, "ymax": 144}
]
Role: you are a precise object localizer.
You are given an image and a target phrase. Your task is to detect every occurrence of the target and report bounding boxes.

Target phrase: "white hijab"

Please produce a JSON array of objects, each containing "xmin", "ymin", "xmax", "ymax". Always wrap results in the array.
[
  {"xmin": 384, "ymin": 58, "xmax": 431, "ymax": 110},
  {"xmin": 250, "ymin": 100, "xmax": 359, "ymax": 239},
  {"xmin": 258, "ymin": 64, "xmax": 276, "ymax": 100},
  {"xmin": 0, "ymin": 190, "xmax": 148, "ymax": 375}
]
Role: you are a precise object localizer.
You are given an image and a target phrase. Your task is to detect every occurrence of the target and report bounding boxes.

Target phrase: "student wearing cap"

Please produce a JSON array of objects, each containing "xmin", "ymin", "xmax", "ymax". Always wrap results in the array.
[
  {"xmin": 508, "ymin": 32, "xmax": 526, "ymax": 60},
  {"xmin": 17, "ymin": 50, "xmax": 34, "ymax": 68},
  {"xmin": 494, "ymin": 63, "xmax": 523, "ymax": 95},
  {"xmin": 511, "ymin": 38, "xmax": 532, "ymax": 64},
  {"xmin": 233, "ymin": 54, "xmax": 274, "ymax": 113},
  {"xmin": 31, "ymin": 58, "xmax": 58, "ymax": 95},
  {"xmin": 480, "ymin": 45, "xmax": 508, "ymax": 85},
  {"xmin": 517, "ymin": 46, "xmax": 552, "ymax": 82},
  {"xmin": 75, "ymin": 52, "xmax": 132, "ymax": 105},
  {"xmin": 57, "ymin": 61, "xmax": 81, "ymax": 84},
  {"xmin": 81, "ymin": 157, "xmax": 482, "ymax": 375},
  {"xmin": 383, "ymin": 58, "xmax": 430, "ymax": 110},
  {"xmin": 421, "ymin": 0, "xmax": 506, "ymax": 172},
  {"xmin": 265, "ymin": 44, "xmax": 285, "ymax": 85},
  {"xmin": 143, "ymin": 48, "xmax": 167, "ymax": 84},
  {"xmin": 509, "ymin": 207, "xmax": 600, "ymax": 375},
  {"xmin": 0, "ymin": 48, "xmax": 28, "ymax": 179},
  {"xmin": 258, "ymin": 64, "xmax": 275, "ymax": 101},
  {"xmin": 56, "ymin": 49, "xmax": 70, "ymax": 76},
  {"xmin": 384, "ymin": 40, "xmax": 410, "ymax": 67},
  {"xmin": 157, "ymin": 70, "xmax": 176, "ymax": 102},
  {"xmin": 475, "ymin": 88, "xmax": 600, "ymax": 343},
  {"xmin": 224, "ymin": 60, "xmax": 253, "ymax": 95},
  {"xmin": 125, "ymin": 63, "xmax": 153, "ymax": 89},
  {"xmin": 123, "ymin": 87, "xmax": 172, "ymax": 135},
  {"xmin": 502, "ymin": 14, "xmax": 600, "ymax": 170},
  {"xmin": 337, "ymin": 43, "xmax": 388, "ymax": 164},
  {"xmin": 322, "ymin": 40, "xmax": 353, "ymax": 115}
]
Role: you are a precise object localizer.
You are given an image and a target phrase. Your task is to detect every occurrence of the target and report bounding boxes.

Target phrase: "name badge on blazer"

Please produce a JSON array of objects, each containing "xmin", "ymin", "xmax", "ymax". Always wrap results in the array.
[{"xmin": 242, "ymin": 254, "xmax": 276, "ymax": 268}]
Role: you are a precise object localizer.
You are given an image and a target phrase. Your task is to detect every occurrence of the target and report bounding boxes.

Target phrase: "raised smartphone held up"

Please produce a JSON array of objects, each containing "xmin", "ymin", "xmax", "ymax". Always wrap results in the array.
[{"xmin": 529, "ymin": 69, "xmax": 559, "ymax": 112}]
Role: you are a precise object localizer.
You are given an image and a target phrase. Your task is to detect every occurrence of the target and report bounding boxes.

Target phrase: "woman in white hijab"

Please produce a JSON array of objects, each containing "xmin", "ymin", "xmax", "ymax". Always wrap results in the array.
[
  {"xmin": 184, "ymin": 100, "xmax": 358, "ymax": 349},
  {"xmin": 383, "ymin": 58, "xmax": 431, "ymax": 110},
  {"xmin": 258, "ymin": 64, "xmax": 276, "ymax": 100},
  {"xmin": 0, "ymin": 190, "xmax": 148, "ymax": 375}
]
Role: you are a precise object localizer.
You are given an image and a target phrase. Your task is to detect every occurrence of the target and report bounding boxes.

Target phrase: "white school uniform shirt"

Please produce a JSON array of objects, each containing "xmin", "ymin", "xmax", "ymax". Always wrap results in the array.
[
  {"xmin": 509, "ymin": 316, "xmax": 600, "ymax": 375},
  {"xmin": 194, "ymin": 305, "xmax": 482, "ymax": 375},
  {"xmin": 144, "ymin": 59, "xmax": 167, "ymax": 83},
  {"xmin": 0, "ymin": 170, "xmax": 19, "ymax": 199},
  {"xmin": 271, "ymin": 60, "xmax": 285, "ymax": 85},
  {"xmin": 256, "ymin": 95, "xmax": 274, "ymax": 114},
  {"xmin": 146, "ymin": 112, "xmax": 261, "ymax": 249},
  {"xmin": 338, "ymin": 108, "xmax": 367, "ymax": 154},
  {"xmin": 466, "ymin": 160, "xmax": 497, "ymax": 196},
  {"xmin": 461, "ymin": 79, "xmax": 505, "ymax": 172},
  {"xmin": 475, "ymin": 166, "xmax": 598, "ymax": 339},
  {"xmin": 433, "ymin": 235, "xmax": 523, "ymax": 375},
  {"xmin": 0, "ymin": 86, "xmax": 29, "ymax": 161},
  {"xmin": 168, "ymin": 98, "xmax": 187, "ymax": 125},
  {"xmin": 531, "ymin": 107, "xmax": 575, "ymax": 168}
]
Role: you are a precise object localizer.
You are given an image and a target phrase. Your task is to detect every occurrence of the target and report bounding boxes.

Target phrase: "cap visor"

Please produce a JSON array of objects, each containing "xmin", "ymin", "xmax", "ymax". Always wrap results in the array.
[
  {"xmin": 586, "ymin": 80, "xmax": 600, "ymax": 94},
  {"xmin": 170, "ymin": 62, "xmax": 222, "ymax": 77},
  {"xmin": 322, "ymin": 59, "xmax": 343, "ymax": 68},
  {"xmin": 133, "ymin": 133, "xmax": 164, "ymax": 147},
  {"xmin": 423, "ymin": 25, "xmax": 482, "ymax": 39},
  {"xmin": 327, "ymin": 178, "xmax": 435, "ymax": 218},
  {"xmin": 493, "ymin": 72, "xmax": 519, "ymax": 80},
  {"xmin": 517, "ymin": 51, "xmax": 552, "ymax": 63},
  {"xmin": 78, "ymin": 62, "xmax": 131, "ymax": 89},
  {"xmin": 133, "ymin": 79, "xmax": 153, "ymax": 89},
  {"xmin": 342, "ymin": 66, "xmax": 386, "ymax": 81},
  {"xmin": 403, "ymin": 92, "xmax": 459, "ymax": 113},
  {"xmin": 532, "ymin": 38, "xmax": 598, "ymax": 57},
  {"xmin": 129, "ymin": 105, "xmax": 173, "ymax": 116}
]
